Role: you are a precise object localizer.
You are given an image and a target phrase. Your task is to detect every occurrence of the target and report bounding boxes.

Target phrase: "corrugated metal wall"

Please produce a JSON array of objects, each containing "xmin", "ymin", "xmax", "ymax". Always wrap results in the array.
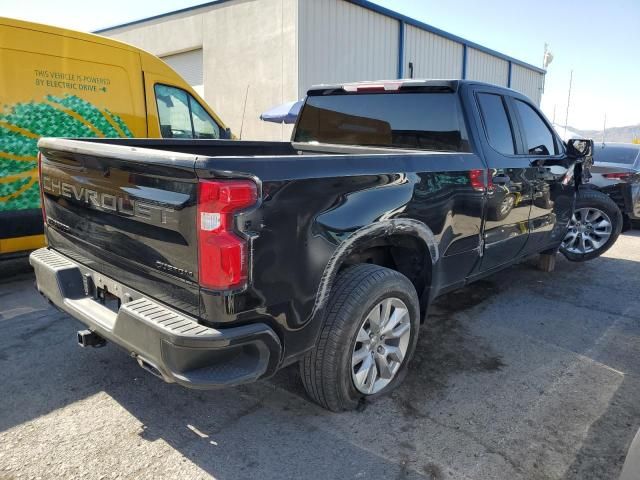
[
  {"xmin": 298, "ymin": 0, "xmax": 399, "ymax": 97},
  {"xmin": 297, "ymin": 0, "xmax": 544, "ymax": 105},
  {"xmin": 101, "ymin": 0, "xmax": 546, "ymax": 143},
  {"xmin": 403, "ymin": 25, "xmax": 463, "ymax": 79},
  {"xmin": 466, "ymin": 48, "xmax": 509, "ymax": 86},
  {"xmin": 510, "ymin": 63, "xmax": 543, "ymax": 105}
]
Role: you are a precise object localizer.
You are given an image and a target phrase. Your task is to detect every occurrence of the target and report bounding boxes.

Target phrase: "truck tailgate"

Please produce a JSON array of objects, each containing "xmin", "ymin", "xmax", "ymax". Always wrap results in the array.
[{"xmin": 38, "ymin": 138, "xmax": 200, "ymax": 316}]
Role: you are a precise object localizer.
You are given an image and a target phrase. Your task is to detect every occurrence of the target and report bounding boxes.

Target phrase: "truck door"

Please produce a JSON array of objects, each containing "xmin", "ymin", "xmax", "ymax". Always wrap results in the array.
[
  {"xmin": 507, "ymin": 96, "xmax": 571, "ymax": 254},
  {"xmin": 472, "ymin": 88, "xmax": 533, "ymax": 272}
]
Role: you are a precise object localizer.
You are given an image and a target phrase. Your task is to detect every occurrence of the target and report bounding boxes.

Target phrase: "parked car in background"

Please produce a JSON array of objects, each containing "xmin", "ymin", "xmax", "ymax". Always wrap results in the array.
[
  {"xmin": 0, "ymin": 17, "xmax": 230, "ymax": 257},
  {"xmin": 31, "ymin": 79, "xmax": 620, "ymax": 411},
  {"xmin": 587, "ymin": 143, "xmax": 640, "ymax": 230}
]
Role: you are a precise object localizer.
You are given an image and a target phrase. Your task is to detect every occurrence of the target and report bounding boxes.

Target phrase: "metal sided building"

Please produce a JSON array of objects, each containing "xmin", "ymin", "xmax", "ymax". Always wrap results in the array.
[{"xmin": 97, "ymin": 0, "xmax": 545, "ymax": 140}]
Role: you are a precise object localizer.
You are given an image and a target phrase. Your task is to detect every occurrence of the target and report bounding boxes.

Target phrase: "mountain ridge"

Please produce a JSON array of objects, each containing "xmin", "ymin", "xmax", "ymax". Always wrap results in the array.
[{"xmin": 555, "ymin": 123, "xmax": 640, "ymax": 143}]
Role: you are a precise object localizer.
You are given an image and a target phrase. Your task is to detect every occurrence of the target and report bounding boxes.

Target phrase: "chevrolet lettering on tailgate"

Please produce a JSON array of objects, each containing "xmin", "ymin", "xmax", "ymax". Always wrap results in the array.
[{"xmin": 41, "ymin": 175, "xmax": 177, "ymax": 226}]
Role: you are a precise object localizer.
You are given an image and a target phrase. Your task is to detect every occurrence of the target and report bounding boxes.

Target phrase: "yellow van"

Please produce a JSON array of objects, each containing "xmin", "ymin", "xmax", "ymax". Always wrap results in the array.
[{"xmin": 0, "ymin": 17, "xmax": 230, "ymax": 256}]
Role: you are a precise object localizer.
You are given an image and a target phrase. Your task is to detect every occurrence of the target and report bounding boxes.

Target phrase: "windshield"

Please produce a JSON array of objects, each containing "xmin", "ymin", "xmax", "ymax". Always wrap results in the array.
[
  {"xmin": 593, "ymin": 144, "xmax": 640, "ymax": 165},
  {"xmin": 294, "ymin": 92, "xmax": 470, "ymax": 152}
]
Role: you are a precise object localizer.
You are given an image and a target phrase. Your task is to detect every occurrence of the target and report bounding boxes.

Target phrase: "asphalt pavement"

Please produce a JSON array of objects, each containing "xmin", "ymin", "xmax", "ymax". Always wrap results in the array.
[{"xmin": 1, "ymin": 232, "xmax": 639, "ymax": 479}]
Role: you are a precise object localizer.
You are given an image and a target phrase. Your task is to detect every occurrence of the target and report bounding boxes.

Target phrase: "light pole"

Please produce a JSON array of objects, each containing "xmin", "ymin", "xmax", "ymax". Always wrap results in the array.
[{"xmin": 564, "ymin": 70, "xmax": 573, "ymax": 138}]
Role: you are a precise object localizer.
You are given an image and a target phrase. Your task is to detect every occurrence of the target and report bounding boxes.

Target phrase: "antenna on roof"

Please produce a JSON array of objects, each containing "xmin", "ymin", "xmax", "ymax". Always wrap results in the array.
[
  {"xmin": 239, "ymin": 84, "xmax": 250, "ymax": 140},
  {"xmin": 602, "ymin": 113, "xmax": 606, "ymax": 146}
]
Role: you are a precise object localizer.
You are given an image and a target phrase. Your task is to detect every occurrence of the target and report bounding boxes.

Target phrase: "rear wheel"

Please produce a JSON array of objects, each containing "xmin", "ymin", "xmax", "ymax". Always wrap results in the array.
[
  {"xmin": 300, "ymin": 264, "xmax": 420, "ymax": 412},
  {"xmin": 560, "ymin": 189, "xmax": 622, "ymax": 261}
]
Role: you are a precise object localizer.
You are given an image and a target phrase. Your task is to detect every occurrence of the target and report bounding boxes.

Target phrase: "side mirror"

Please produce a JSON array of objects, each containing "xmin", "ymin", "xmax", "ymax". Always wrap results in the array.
[
  {"xmin": 565, "ymin": 139, "xmax": 594, "ymax": 184},
  {"xmin": 566, "ymin": 138, "xmax": 593, "ymax": 158}
]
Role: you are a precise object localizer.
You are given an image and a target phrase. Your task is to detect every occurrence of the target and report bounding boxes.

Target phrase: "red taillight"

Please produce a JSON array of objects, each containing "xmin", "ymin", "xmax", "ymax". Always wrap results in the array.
[
  {"xmin": 197, "ymin": 179, "xmax": 257, "ymax": 290},
  {"xmin": 469, "ymin": 169, "xmax": 487, "ymax": 192},
  {"xmin": 37, "ymin": 152, "xmax": 46, "ymax": 224},
  {"xmin": 602, "ymin": 172, "xmax": 631, "ymax": 180}
]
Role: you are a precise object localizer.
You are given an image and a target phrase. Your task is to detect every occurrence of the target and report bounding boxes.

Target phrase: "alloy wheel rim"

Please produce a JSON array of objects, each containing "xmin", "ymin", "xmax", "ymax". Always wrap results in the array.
[
  {"xmin": 562, "ymin": 207, "xmax": 612, "ymax": 255},
  {"xmin": 501, "ymin": 195, "xmax": 515, "ymax": 214},
  {"xmin": 351, "ymin": 297, "xmax": 411, "ymax": 395}
]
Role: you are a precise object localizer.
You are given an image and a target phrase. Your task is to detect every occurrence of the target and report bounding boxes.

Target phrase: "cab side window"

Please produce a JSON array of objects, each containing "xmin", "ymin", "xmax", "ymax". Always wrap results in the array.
[
  {"xmin": 514, "ymin": 100, "xmax": 557, "ymax": 156},
  {"xmin": 154, "ymin": 84, "xmax": 220, "ymax": 139},
  {"xmin": 477, "ymin": 93, "xmax": 516, "ymax": 155}
]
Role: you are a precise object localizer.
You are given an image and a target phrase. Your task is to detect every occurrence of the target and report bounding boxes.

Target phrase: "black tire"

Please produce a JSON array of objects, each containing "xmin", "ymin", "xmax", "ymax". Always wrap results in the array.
[
  {"xmin": 300, "ymin": 264, "xmax": 420, "ymax": 412},
  {"xmin": 560, "ymin": 189, "xmax": 622, "ymax": 262}
]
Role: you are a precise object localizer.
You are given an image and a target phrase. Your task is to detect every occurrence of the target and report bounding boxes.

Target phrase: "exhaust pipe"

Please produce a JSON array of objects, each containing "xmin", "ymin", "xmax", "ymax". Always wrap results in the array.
[
  {"xmin": 135, "ymin": 355, "xmax": 165, "ymax": 380},
  {"xmin": 77, "ymin": 329, "xmax": 106, "ymax": 348}
]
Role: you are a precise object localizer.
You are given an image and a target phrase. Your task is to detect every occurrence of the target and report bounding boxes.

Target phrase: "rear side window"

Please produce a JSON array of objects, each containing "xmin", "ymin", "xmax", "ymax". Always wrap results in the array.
[
  {"xmin": 514, "ymin": 99, "xmax": 556, "ymax": 155},
  {"xmin": 477, "ymin": 93, "xmax": 515, "ymax": 155},
  {"xmin": 294, "ymin": 92, "xmax": 470, "ymax": 152},
  {"xmin": 154, "ymin": 84, "xmax": 220, "ymax": 139}
]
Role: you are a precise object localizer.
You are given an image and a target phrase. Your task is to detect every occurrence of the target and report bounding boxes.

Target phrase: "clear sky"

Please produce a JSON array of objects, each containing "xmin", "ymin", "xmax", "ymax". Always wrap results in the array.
[{"xmin": 2, "ymin": 0, "xmax": 638, "ymax": 129}]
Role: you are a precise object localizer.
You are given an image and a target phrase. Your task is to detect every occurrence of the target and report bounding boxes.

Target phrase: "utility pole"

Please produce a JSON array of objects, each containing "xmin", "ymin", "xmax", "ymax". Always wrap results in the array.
[
  {"xmin": 564, "ymin": 70, "xmax": 573, "ymax": 137},
  {"xmin": 602, "ymin": 113, "xmax": 607, "ymax": 145}
]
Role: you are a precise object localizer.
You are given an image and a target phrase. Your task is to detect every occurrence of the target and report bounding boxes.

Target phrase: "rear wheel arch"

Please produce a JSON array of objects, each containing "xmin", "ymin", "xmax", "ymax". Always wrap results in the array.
[{"xmin": 310, "ymin": 219, "xmax": 438, "ymax": 321}]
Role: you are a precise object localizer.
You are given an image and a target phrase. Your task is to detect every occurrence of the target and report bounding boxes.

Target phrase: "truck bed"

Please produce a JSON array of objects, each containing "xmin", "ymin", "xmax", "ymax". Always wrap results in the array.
[{"xmin": 37, "ymin": 137, "xmax": 482, "ymax": 326}]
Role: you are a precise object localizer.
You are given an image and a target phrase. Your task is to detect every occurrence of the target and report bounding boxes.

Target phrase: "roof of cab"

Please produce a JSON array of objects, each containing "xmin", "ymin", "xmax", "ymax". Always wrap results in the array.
[{"xmin": 306, "ymin": 79, "xmax": 523, "ymax": 96}]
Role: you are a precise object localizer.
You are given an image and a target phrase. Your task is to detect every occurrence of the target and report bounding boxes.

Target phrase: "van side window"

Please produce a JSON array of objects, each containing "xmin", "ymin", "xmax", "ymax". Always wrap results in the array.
[
  {"xmin": 154, "ymin": 84, "xmax": 220, "ymax": 139},
  {"xmin": 514, "ymin": 99, "xmax": 557, "ymax": 156},
  {"xmin": 477, "ymin": 93, "xmax": 515, "ymax": 155},
  {"xmin": 190, "ymin": 97, "xmax": 220, "ymax": 139}
]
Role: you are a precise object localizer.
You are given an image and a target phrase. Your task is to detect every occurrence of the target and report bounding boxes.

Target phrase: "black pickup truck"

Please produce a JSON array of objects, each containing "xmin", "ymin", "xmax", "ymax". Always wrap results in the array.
[{"xmin": 31, "ymin": 80, "xmax": 621, "ymax": 411}]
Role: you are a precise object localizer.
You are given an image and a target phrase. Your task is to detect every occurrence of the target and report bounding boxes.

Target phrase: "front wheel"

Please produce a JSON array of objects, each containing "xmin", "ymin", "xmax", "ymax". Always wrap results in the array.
[
  {"xmin": 560, "ymin": 189, "xmax": 622, "ymax": 262},
  {"xmin": 300, "ymin": 264, "xmax": 420, "ymax": 412}
]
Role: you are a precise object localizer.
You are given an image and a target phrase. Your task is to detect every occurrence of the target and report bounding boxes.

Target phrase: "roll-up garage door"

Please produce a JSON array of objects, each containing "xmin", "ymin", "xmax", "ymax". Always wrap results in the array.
[{"xmin": 161, "ymin": 49, "xmax": 204, "ymax": 97}]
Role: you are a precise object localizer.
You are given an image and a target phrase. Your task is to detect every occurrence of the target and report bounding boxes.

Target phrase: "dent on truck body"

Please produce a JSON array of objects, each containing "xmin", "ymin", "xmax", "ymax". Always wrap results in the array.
[{"xmin": 310, "ymin": 219, "xmax": 439, "ymax": 320}]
